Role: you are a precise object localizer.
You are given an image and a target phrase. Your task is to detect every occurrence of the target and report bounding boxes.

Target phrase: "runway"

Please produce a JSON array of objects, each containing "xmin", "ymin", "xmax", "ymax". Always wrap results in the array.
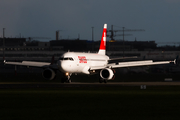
[{"xmin": 0, "ymin": 82, "xmax": 180, "ymax": 88}]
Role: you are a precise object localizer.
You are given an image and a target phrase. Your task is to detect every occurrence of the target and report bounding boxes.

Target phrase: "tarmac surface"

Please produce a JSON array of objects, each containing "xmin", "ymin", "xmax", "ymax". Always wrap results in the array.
[{"xmin": 0, "ymin": 82, "xmax": 180, "ymax": 88}]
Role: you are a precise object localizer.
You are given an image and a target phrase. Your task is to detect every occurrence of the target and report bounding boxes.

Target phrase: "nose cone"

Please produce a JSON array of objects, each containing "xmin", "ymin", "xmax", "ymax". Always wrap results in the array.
[
  {"xmin": 58, "ymin": 60, "xmax": 68, "ymax": 72},
  {"xmin": 57, "ymin": 60, "xmax": 63, "ymax": 72}
]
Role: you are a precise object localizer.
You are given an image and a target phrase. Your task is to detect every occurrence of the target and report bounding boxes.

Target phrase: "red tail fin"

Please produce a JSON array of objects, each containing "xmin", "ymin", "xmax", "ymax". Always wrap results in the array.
[{"xmin": 98, "ymin": 24, "xmax": 107, "ymax": 55}]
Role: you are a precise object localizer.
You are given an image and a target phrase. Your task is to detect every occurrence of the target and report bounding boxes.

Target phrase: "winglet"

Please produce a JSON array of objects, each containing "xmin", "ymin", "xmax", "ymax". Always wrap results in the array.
[
  {"xmin": 173, "ymin": 55, "xmax": 179, "ymax": 65},
  {"xmin": 3, "ymin": 60, "xmax": 6, "ymax": 65},
  {"xmin": 170, "ymin": 56, "xmax": 178, "ymax": 65},
  {"xmin": 98, "ymin": 24, "xmax": 107, "ymax": 55},
  {"xmin": 174, "ymin": 59, "xmax": 176, "ymax": 64}
]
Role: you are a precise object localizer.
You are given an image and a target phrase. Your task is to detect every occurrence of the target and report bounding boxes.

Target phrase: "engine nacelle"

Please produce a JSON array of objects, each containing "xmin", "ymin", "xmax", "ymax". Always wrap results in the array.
[
  {"xmin": 100, "ymin": 68, "xmax": 115, "ymax": 80},
  {"xmin": 42, "ymin": 68, "xmax": 56, "ymax": 80}
]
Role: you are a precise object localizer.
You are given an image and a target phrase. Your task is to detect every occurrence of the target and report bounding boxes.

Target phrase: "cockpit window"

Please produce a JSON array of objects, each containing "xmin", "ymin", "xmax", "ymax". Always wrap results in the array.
[{"xmin": 59, "ymin": 57, "xmax": 74, "ymax": 61}]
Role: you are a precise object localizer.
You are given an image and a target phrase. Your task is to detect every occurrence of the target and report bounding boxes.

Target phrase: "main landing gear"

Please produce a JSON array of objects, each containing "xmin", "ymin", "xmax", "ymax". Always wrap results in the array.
[
  {"xmin": 99, "ymin": 78, "xmax": 107, "ymax": 83},
  {"xmin": 61, "ymin": 72, "xmax": 72, "ymax": 83}
]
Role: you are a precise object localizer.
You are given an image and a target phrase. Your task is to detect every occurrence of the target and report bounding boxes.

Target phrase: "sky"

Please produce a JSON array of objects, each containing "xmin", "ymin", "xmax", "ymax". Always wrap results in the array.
[{"xmin": 0, "ymin": 0, "xmax": 180, "ymax": 45}]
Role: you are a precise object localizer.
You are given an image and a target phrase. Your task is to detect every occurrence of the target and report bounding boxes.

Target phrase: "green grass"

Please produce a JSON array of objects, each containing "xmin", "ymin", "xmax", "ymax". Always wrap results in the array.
[{"xmin": 1, "ymin": 86, "xmax": 180, "ymax": 120}]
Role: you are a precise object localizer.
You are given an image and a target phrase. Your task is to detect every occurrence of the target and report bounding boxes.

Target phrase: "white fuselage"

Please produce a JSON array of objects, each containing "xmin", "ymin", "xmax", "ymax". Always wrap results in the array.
[{"xmin": 57, "ymin": 52, "xmax": 109, "ymax": 74}]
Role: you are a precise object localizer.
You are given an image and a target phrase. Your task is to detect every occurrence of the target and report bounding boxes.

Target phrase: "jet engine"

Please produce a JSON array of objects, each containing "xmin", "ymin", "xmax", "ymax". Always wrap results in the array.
[
  {"xmin": 42, "ymin": 68, "xmax": 56, "ymax": 80},
  {"xmin": 100, "ymin": 68, "xmax": 115, "ymax": 80}
]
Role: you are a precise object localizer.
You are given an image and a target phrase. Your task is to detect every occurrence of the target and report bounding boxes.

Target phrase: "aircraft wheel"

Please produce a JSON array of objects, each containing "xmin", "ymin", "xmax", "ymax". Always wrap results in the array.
[
  {"xmin": 104, "ymin": 79, "xmax": 107, "ymax": 83},
  {"xmin": 67, "ymin": 79, "xmax": 72, "ymax": 83}
]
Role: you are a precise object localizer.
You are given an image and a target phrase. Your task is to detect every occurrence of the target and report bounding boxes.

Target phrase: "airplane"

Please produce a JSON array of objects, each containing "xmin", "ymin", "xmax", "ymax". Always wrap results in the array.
[{"xmin": 4, "ymin": 24, "xmax": 175, "ymax": 83}]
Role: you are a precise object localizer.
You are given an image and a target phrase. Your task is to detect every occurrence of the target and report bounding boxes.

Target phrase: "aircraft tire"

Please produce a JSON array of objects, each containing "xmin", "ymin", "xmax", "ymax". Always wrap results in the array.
[
  {"xmin": 67, "ymin": 79, "xmax": 71, "ymax": 83},
  {"xmin": 104, "ymin": 79, "xmax": 107, "ymax": 83}
]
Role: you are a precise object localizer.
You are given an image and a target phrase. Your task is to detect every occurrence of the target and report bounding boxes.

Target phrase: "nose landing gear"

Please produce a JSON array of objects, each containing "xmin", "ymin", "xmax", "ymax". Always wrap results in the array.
[{"xmin": 61, "ymin": 72, "xmax": 72, "ymax": 83}]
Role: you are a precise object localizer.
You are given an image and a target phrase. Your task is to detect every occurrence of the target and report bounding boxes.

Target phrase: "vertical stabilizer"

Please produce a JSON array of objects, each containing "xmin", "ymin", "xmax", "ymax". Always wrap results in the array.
[{"xmin": 98, "ymin": 24, "xmax": 107, "ymax": 55}]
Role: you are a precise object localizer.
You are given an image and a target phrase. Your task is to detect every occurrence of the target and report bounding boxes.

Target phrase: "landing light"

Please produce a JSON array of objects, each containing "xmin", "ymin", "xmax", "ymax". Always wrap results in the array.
[{"xmin": 65, "ymin": 72, "xmax": 69, "ymax": 76}]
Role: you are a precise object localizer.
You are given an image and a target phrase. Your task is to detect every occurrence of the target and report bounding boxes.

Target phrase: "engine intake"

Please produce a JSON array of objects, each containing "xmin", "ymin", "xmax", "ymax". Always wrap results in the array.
[
  {"xmin": 42, "ymin": 68, "xmax": 56, "ymax": 80},
  {"xmin": 100, "ymin": 68, "xmax": 115, "ymax": 80}
]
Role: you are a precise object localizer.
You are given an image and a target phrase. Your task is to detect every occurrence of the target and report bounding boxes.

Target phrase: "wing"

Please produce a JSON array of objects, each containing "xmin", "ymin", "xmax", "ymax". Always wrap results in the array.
[
  {"xmin": 4, "ymin": 60, "xmax": 50, "ymax": 67},
  {"xmin": 4, "ymin": 60, "xmax": 58, "ymax": 69},
  {"xmin": 90, "ymin": 60, "xmax": 174, "ymax": 70},
  {"xmin": 108, "ymin": 60, "xmax": 171, "ymax": 69}
]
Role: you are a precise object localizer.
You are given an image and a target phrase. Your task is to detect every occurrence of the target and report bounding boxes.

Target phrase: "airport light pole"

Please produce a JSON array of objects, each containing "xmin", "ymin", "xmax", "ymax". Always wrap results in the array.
[
  {"xmin": 122, "ymin": 27, "xmax": 125, "ymax": 57},
  {"xmin": 92, "ymin": 27, "xmax": 94, "ymax": 51},
  {"xmin": 92, "ymin": 27, "xmax": 94, "ymax": 41},
  {"xmin": 3, "ymin": 28, "xmax": 5, "ymax": 60}
]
